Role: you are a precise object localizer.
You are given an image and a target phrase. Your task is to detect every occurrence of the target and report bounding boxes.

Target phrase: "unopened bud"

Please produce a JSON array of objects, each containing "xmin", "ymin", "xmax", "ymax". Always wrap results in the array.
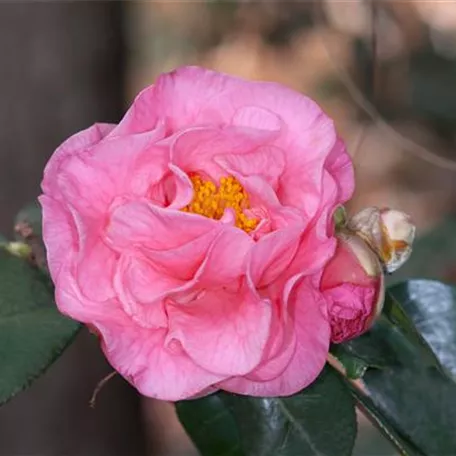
[
  {"xmin": 321, "ymin": 233, "xmax": 384, "ymax": 343},
  {"xmin": 347, "ymin": 207, "xmax": 415, "ymax": 274}
]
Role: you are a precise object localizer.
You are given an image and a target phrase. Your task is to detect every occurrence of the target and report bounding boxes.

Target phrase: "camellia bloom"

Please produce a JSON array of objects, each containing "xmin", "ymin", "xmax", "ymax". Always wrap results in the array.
[{"xmin": 40, "ymin": 66, "xmax": 360, "ymax": 400}]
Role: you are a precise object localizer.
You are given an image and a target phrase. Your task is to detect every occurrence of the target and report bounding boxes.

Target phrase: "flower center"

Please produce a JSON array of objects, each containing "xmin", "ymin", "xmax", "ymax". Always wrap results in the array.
[{"xmin": 182, "ymin": 175, "xmax": 259, "ymax": 233}]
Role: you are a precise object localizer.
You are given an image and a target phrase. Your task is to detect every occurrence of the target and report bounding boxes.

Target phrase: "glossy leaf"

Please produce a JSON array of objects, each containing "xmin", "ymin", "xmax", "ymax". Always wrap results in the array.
[
  {"xmin": 0, "ymin": 249, "xmax": 80, "ymax": 404},
  {"xmin": 357, "ymin": 281, "xmax": 456, "ymax": 455},
  {"xmin": 341, "ymin": 374, "xmax": 423, "ymax": 456},
  {"xmin": 176, "ymin": 393, "xmax": 244, "ymax": 456},
  {"xmin": 330, "ymin": 345, "xmax": 368, "ymax": 379},
  {"xmin": 331, "ymin": 315, "xmax": 398, "ymax": 373},
  {"xmin": 389, "ymin": 280, "xmax": 456, "ymax": 377},
  {"xmin": 334, "ymin": 290, "xmax": 445, "ymax": 374},
  {"xmin": 176, "ymin": 365, "xmax": 357, "ymax": 456}
]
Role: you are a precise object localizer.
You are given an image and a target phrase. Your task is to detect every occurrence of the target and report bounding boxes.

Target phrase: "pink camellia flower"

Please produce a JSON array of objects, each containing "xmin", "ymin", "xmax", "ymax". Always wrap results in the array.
[
  {"xmin": 321, "ymin": 233, "xmax": 384, "ymax": 343},
  {"xmin": 40, "ymin": 66, "xmax": 356, "ymax": 401}
]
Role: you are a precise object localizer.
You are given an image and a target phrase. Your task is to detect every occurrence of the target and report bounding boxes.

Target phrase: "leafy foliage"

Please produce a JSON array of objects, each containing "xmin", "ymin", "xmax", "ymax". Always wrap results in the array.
[
  {"xmin": 0, "ymin": 243, "xmax": 79, "ymax": 405},
  {"xmin": 176, "ymin": 365, "xmax": 357, "ymax": 456},
  {"xmin": 334, "ymin": 281, "xmax": 456, "ymax": 456}
]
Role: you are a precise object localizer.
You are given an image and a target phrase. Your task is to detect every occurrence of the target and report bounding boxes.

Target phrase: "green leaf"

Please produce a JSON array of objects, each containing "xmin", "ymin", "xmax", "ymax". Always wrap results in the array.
[
  {"xmin": 355, "ymin": 281, "xmax": 456, "ymax": 455},
  {"xmin": 331, "ymin": 317, "xmax": 398, "ymax": 372},
  {"xmin": 334, "ymin": 290, "xmax": 445, "ymax": 374},
  {"xmin": 346, "ymin": 379, "xmax": 423, "ymax": 456},
  {"xmin": 176, "ymin": 393, "xmax": 244, "ymax": 456},
  {"xmin": 0, "ymin": 249, "xmax": 80, "ymax": 404},
  {"xmin": 176, "ymin": 365, "xmax": 357, "ymax": 456},
  {"xmin": 330, "ymin": 344, "xmax": 368, "ymax": 379},
  {"xmin": 389, "ymin": 280, "xmax": 456, "ymax": 377}
]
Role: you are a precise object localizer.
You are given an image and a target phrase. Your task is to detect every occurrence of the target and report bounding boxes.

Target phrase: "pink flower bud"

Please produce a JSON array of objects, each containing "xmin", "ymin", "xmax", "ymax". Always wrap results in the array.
[{"xmin": 321, "ymin": 233, "xmax": 385, "ymax": 343}]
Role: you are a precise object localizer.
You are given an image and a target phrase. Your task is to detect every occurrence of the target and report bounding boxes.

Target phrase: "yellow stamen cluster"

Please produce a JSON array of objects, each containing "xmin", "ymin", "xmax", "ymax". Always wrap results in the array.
[{"xmin": 182, "ymin": 175, "xmax": 259, "ymax": 233}]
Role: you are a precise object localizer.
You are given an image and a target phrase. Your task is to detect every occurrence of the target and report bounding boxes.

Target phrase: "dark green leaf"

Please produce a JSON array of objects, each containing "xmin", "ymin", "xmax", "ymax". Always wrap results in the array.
[
  {"xmin": 334, "ymin": 290, "xmax": 444, "ymax": 374},
  {"xmin": 330, "ymin": 344, "xmax": 368, "ymax": 379},
  {"xmin": 363, "ymin": 366, "xmax": 456, "ymax": 456},
  {"xmin": 355, "ymin": 281, "xmax": 456, "ymax": 455},
  {"xmin": 0, "ymin": 249, "xmax": 80, "ymax": 404},
  {"xmin": 176, "ymin": 365, "xmax": 357, "ymax": 456},
  {"xmin": 176, "ymin": 393, "xmax": 244, "ymax": 456},
  {"xmin": 346, "ymin": 379, "xmax": 423, "ymax": 456},
  {"xmin": 381, "ymin": 291, "xmax": 444, "ymax": 371},
  {"xmin": 389, "ymin": 279, "xmax": 456, "ymax": 377},
  {"xmin": 332, "ymin": 317, "xmax": 398, "ymax": 371}
]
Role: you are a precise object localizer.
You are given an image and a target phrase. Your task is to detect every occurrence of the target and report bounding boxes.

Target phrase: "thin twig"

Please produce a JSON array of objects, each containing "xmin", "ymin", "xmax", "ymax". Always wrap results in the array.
[{"xmin": 89, "ymin": 370, "xmax": 117, "ymax": 409}]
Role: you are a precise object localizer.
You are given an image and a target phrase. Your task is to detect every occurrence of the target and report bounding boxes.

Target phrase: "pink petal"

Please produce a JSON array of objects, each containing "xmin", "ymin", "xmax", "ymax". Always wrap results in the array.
[
  {"xmin": 55, "ymin": 154, "xmax": 115, "ymax": 217},
  {"xmin": 105, "ymin": 200, "xmax": 219, "ymax": 252},
  {"xmin": 55, "ymin": 261, "xmax": 125, "ymax": 324},
  {"xmin": 321, "ymin": 239, "xmax": 375, "ymax": 289},
  {"xmin": 214, "ymin": 145, "xmax": 286, "ymax": 190},
  {"xmin": 113, "ymin": 255, "xmax": 177, "ymax": 328},
  {"xmin": 112, "ymin": 65, "xmax": 326, "ymax": 138},
  {"xmin": 325, "ymin": 137, "xmax": 355, "ymax": 204},
  {"xmin": 325, "ymin": 282, "xmax": 376, "ymax": 343},
  {"xmin": 146, "ymin": 164, "xmax": 194, "ymax": 209},
  {"xmin": 49, "ymin": 129, "xmax": 169, "ymax": 216},
  {"xmin": 219, "ymin": 278, "xmax": 330, "ymax": 396},
  {"xmin": 39, "ymin": 195, "xmax": 77, "ymax": 281},
  {"xmin": 277, "ymin": 115, "xmax": 338, "ymax": 218},
  {"xmin": 76, "ymin": 236, "xmax": 117, "ymax": 302},
  {"xmin": 170, "ymin": 126, "xmax": 277, "ymax": 180},
  {"xmin": 249, "ymin": 226, "xmax": 303, "ymax": 288},
  {"xmin": 144, "ymin": 228, "xmax": 222, "ymax": 281},
  {"xmin": 167, "ymin": 283, "xmax": 272, "ymax": 376},
  {"xmin": 165, "ymin": 164, "xmax": 195, "ymax": 209},
  {"xmin": 91, "ymin": 126, "xmax": 168, "ymax": 196},
  {"xmin": 42, "ymin": 123, "xmax": 114, "ymax": 194},
  {"xmin": 246, "ymin": 303, "xmax": 297, "ymax": 382},
  {"xmin": 194, "ymin": 227, "xmax": 254, "ymax": 287},
  {"xmin": 95, "ymin": 323, "xmax": 225, "ymax": 401},
  {"xmin": 155, "ymin": 66, "xmax": 326, "ymax": 132},
  {"xmin": 232, "ymin": 105, "xmax": 282, "ymax": 132}
]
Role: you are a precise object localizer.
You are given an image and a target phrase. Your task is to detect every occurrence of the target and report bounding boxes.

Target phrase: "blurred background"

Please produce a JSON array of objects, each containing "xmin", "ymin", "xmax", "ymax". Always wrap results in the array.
[{"xmin": 0, "ymin": 1, "xmax": 455, "ymax": 455}]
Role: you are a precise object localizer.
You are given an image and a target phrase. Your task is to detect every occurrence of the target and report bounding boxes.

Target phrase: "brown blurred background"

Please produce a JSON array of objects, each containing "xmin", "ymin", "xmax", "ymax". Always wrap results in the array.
[{"xmin": 1, "ymin": 1, "xmax": 455, "ymax": 455}]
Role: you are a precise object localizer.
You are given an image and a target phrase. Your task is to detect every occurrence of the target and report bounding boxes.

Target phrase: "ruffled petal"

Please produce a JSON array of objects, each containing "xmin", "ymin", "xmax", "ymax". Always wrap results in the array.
[
  {"xmin": 39, "ymin": 195, "xmax": 77, "ymax": 281},
  {"xmin": 248, "ymin": 226, "xmax": 303, "ymax": 288},
  {"xmin": 325, "ymin": 137, "xmax": 355, "ymax": 204},
  {"xmin": 96, "ymin": 323, "xmax": 225, "ymax": 401},
  {"xmin": 167, "ymin": 283, "xmax": 272, "ymax": 376},
  {"xmin": 219, "ymin": 278, "xmax": 330, "ymax": 396},
  {"xmin": 277, "ymin": 113, "xmax": 338, "ymax": 217},
  {"xmin": 42, "ymin": 123, "xmax": 114, "ymax": 194},
  {"xmin": 105, "ymin": 200, "xmax": 219, "ymax": 252},
  {"xmin": 170, "ymin": 126, "xmax": 277, "ymax": 180},
  {"xmin": 194, "ymin": 227, "xmax": 254, "ymax": 287},
  {"xmin": 114, "ymin": 254, "xmax": 177, "ymax": 328},
  {"xmin": 214, "ymin": 145, "xmax": 286, "ymax": 190}
]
